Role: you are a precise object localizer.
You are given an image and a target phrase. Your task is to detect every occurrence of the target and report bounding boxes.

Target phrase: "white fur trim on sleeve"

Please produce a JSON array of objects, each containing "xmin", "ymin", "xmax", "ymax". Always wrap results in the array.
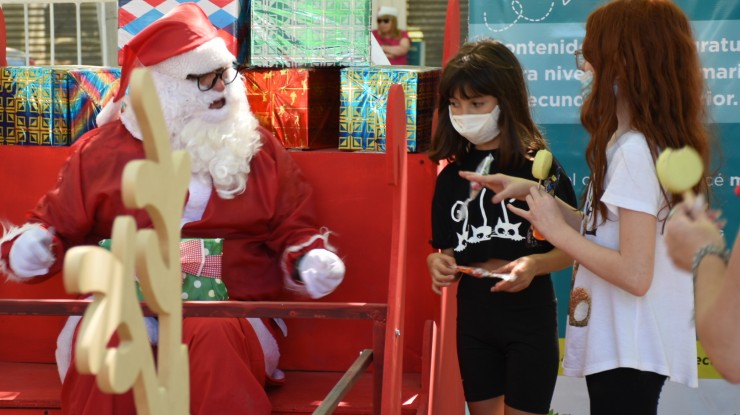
[
  {"xmin": 280, "ymin": 228, "xmax": 337, "ymax": 295},
  {"xmin": 0, "ymin": 222, "xmax": 44, "ymax": 282}
]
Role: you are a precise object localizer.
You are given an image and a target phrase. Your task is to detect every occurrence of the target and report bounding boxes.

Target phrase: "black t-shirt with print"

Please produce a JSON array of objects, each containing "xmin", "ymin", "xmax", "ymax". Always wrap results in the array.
[{"xmin": 431, "ymin": 148, "xmax": 578, "ymax": 306}]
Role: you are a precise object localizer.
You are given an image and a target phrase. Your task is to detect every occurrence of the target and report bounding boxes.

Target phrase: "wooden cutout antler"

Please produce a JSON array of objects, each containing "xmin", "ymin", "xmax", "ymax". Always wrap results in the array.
[{"xmin": 63, "ymin": 68, "xmax": 191, "ymax": 415}]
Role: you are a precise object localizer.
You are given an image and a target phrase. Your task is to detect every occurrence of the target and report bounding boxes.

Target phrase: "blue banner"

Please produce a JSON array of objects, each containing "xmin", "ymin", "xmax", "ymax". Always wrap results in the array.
[{"xmin": 469, "ymin": 1, "xmax": 740, "ymax": 413}]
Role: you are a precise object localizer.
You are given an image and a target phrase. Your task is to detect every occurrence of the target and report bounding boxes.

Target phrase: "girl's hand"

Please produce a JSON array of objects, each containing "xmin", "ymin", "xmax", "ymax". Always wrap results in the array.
[
  {"xmin": 427, "ymin": 252, "xmax": 458, "ymax": 295},
  {"xmin": 665, "ymin": 195, "xmax": 725, "ymax": 271},
  {"xmin": 458, "ymin": 172, "xmax": 538, "ymax": 204},
  {"xmin": 506, "ymin": 186, "xmax": 565, "ymax": 241},
  {"xmin": 490, "ymin": 257, "xmax": 535, "ymax": 293}
]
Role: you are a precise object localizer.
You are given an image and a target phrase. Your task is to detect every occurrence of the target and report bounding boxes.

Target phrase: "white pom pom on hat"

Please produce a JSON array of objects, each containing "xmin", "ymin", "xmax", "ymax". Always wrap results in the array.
[
  {"xmin": 97, "ymin": 3, "xmax": 234, "ymax": 126},
  {"xmin": 378, "ymin": 6, "xmax": 399, "ymax": 17}
]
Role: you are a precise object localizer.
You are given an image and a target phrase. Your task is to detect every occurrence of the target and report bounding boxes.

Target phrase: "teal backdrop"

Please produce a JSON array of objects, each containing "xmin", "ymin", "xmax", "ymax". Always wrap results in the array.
[
  {"xmin": 466, "ymin": 2, "xmax": 740, "ymax": 413},
  {"xmin": 468, "ymin": 0, "xmax": 740, "ymax": 339}
]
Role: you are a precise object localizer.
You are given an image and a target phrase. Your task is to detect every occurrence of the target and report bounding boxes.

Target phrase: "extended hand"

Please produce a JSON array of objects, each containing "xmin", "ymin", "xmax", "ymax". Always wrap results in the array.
[
  {"xmin": 458, "ymin": 171, "xmax": 538, "ymax": 204},
  {"xmin": 490, "ymin": 257, "xmax": 535, "ymax": 293},
  {"xmin": 506, "ymin": 186, "xmax": 564, "ymax": 242},
  {"xmin": 297, "ymin": 249, "xmax": 345, "ymax": 299},
  {"xmin": 665, "ymin": 195, "xmax": 724, "ymax": 271},
  {"xmin": 9, "ymin": 224, "xmax": 55, "ymax": 279}
]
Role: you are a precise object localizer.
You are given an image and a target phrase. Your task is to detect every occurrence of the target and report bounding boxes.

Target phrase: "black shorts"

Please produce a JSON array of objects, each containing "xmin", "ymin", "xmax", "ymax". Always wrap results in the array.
[
  {"xmin": 586, "ymin": 368, "xmax": 667, "ymax": 415},
  {"xmin": 456, "ymin": 277, "xmax": 559, "ymax": 414}
]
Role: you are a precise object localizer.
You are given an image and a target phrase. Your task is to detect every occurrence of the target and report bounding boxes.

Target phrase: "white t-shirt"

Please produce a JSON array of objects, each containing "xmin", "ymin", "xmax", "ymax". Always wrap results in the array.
[{"xmin": 563, "ymin": 131, "xmax": 698, "ymax": 388}]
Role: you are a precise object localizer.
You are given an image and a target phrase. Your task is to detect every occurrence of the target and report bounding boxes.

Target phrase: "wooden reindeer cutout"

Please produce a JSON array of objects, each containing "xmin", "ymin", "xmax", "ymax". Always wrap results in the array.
[{"xmin": 63, "ymin": 68, "xmax": 192, "ymax": 414}]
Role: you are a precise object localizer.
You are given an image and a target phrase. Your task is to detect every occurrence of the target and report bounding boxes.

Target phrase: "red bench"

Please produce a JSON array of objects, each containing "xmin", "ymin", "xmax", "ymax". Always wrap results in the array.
[{"xmin": 0, "ymin": 87, "xmax": 441, "ymax": 414}]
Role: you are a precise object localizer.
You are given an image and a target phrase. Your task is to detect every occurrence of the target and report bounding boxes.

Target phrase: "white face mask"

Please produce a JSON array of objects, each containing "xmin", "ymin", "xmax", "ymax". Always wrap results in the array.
[{"xmin": 449, "ymin": 105, "xmax": 501, "ymax": 146}]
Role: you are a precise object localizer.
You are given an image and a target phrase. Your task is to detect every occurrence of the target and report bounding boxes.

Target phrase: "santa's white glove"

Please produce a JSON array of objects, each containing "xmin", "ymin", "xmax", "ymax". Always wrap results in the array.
[
  {"xmin": 9, "ymin": 225, "xmax": 55, "ymax": 279},
  {"xmin": 297, "ymin": 249, "xmax": 345, "ymax": 299}
]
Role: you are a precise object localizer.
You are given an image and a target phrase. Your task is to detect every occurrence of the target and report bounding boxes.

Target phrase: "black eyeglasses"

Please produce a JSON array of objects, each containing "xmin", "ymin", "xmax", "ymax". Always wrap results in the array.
[
  {"xmin": 574, "ymin": 49, "xmax": 586, "ymax": 71},
  {"xmin": 187, "ymin": 62, "xmax": 242, "ymax": 92},
  {"xmin": 377, "ymin": 18, "xmax": 390, "ymax": 24}
]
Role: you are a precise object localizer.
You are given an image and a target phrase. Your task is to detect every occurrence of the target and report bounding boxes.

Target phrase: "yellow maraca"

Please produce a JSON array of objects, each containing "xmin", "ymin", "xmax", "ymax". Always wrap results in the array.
[
  {"xmin": 531, "ymin": 149, "xmax": 553, "ymax": 240},
  {"xmin": 656, "ymin": 146, "xmax": 703, "ymax": 196}
]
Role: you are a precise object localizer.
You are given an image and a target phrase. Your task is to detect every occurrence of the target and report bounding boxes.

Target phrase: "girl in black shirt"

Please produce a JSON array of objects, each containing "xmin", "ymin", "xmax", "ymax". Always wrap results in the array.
[{"xmin": 426, "ymin": 39, "xmax": 577, "ymax": 415}]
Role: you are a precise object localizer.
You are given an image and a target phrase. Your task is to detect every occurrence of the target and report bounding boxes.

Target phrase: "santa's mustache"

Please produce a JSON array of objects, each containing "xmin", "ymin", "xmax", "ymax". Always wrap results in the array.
[{"xmin": 172, "ymin": 97, "xmax": 262, "ymax": 199}]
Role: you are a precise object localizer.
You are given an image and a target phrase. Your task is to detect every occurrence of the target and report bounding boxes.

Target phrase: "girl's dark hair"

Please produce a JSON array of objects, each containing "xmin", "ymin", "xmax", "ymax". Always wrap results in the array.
[
  {"xmin": 581, "ymin": 0, "xmax": 711, "ymax": 223},
  {"xmin": 428, "ymin": 38, "xmax": 547, "ymax": 169}
]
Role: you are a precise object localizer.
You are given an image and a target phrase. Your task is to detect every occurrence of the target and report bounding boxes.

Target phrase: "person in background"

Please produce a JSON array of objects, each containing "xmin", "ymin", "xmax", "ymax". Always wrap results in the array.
[
  {"xmin": 461, "ymin": 1, "xmax": 710, "ymax": 413},
  {"xmin": 371, "ymin": 6, "xmax": 411, "ymax": 65},
  {"xmin": 427, "ymin": 38, "xmax": 577, "ymax": 415},
  {"xmin": 665, "ymin": 193, "xmax": 740, "ymax": 383},
  {"xmin": 0, "ymin": 4, "xmax": 345, "ymax": 415}
]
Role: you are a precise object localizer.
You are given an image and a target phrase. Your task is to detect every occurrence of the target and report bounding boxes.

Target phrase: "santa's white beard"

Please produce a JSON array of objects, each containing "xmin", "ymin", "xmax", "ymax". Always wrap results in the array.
[
  {"xmin": 176, "ymin": 108, "xmax": 262, "ymax": 199},
  {"xmin": 121, "ymin": 71, "xmax": 262, "ymax": 199}
]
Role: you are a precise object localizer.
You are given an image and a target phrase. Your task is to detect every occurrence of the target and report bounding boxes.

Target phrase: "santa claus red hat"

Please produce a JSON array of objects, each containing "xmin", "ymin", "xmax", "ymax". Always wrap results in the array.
[{"xmin": 98, "ymin": 3, "xmax": 234, "ymax": 125}]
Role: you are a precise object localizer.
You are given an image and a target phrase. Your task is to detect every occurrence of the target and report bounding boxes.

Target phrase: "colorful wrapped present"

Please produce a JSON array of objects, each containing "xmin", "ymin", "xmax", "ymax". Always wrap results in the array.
[
  {"xmin": 0, "ymin": 66, "xmax": 120, "ymax": 146},
  {"xmin": 246, "ymin": 0, "xmax": 371, "ymax": 68},
  {"xmin": 99, "ymin": 238, "xmax": 229, "ymax": 301},
  {"xmin": 339, "ymin": 66, "xmax": 441, "ymax": 152},
  {"xmin": 244, "ymin": 67, "xmax": 340, "ymax": 149},
  {"xmin": 118, "ymin": 0, "xmax": 247, "ymax": 62}
]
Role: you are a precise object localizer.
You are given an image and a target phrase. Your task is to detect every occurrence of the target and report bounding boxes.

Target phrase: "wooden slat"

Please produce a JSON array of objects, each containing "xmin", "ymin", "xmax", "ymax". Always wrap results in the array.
[
  {"xmin": 0, "ymin": 299, "xmax": 387, "ymax": 322},
  {"xmin": 313, "ymin": 349, "xmax": 374, "ymax": 415},
  {"xmin": 0, "ymin": 361, "xmax": 61, "ymax": 409},
  {"xmin": 381, "ymin": 84, "xmax": 409, "ymax": 415},
  {"xmin": 416, "ymin": 320, "xmax": 435, "ymax": 415},
  {"xmin": 0, "ymin": 361, "xmax": 423, "ymax": 415}
]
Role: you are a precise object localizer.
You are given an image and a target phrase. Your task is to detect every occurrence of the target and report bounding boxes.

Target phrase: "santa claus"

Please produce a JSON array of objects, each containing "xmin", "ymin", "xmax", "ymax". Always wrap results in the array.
[{"xmin": 0, "ymin": 4, "xmax": 345, "ymax": 414}]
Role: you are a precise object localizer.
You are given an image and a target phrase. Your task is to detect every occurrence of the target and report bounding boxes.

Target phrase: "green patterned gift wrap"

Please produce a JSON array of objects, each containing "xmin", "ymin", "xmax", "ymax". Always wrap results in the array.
[
  {"xmin": 0, "ymin": 66, "xmax": 120, "ymax": 146},
  {"xmin": 246, "ymin": 0, "xmax": 371, "ymax": 68},
  {"xmin": 99, "ymin": 238, "xmax": 229, "ymax": 302},
  {"xmin": 339, "ymin": 66, "xmax": 441, "ymax": 152}
]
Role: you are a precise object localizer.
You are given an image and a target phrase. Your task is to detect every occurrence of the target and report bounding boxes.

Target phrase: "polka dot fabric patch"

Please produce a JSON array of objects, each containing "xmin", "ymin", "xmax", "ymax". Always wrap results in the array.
[{"xmin": 99, "ymin": 238, "xmax": 229, "ymax": 301}]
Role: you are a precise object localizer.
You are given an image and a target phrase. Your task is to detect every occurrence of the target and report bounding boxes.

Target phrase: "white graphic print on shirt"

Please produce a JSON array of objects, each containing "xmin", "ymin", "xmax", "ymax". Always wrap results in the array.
[{"xmin": 452, "ymin": 189, "xmax": 524, "ymax": 252}]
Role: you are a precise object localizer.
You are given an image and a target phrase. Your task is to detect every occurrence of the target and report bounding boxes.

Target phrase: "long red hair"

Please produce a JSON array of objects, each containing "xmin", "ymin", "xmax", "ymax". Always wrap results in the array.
[{"xmin": 581, "ymin": 0, "xmax": 711, "ymax": 223}]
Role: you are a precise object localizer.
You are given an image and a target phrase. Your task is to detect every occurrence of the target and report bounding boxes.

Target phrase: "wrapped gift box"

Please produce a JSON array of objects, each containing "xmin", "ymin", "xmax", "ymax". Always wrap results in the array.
[
  {"xmin": 339, "ymin": 66, "xmax": 440, "ymax": 152},
  {"xmin": 0, "ymin": 66, "xmax": 120, "ymax": 146},
  {"xmin": 246, "ymin": 0, "xmax": 371, "ymax": 68},
  {"xmin": 118, "ymin": 0, "xmax": 246, "ymax": 63},
  {"xmin": 244, "ymin": 68, "xmax": 340, "ymax": 149}
]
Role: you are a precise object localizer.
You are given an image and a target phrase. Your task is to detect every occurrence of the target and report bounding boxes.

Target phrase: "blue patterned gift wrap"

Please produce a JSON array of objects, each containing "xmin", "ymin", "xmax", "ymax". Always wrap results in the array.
[
  {"xmin": 0, "ymin": 66, "xmax": 120, "ymax": 146},
  {"xmin": 246, "ymin": 0, "xmax": 371, "ymax": 68},
  {"xmin": 339, "ymin": 66, "xmax": 441, "ymax": 152}
]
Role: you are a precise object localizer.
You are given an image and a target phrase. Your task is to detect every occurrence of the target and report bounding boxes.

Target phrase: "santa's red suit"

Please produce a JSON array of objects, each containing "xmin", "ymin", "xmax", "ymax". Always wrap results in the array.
[
  {"xmin": 18, "ymin": 120, "xmax": 328, "ymax": 415},
  {"xmin": 22, "ymin": 120, "xmax": 327, "ymax": 302},
  {"xmin": 0, "ymin": 3, "xmax": 344, "ymax": 414}
]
